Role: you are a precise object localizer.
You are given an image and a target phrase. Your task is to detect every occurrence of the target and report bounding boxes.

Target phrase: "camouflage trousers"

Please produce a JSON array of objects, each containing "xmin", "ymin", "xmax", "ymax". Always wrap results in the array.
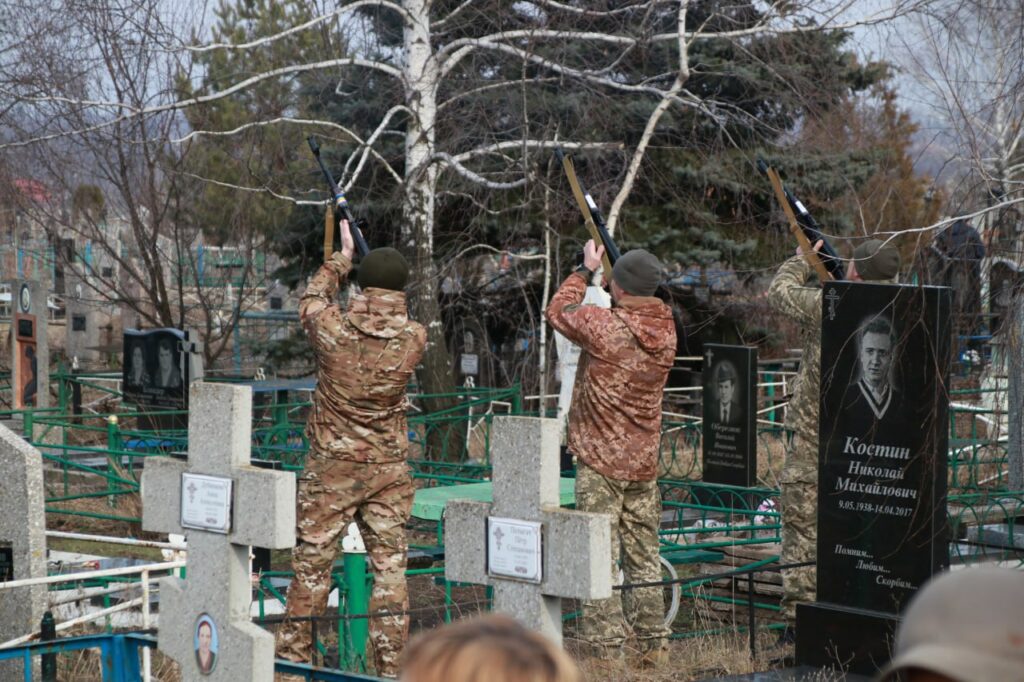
[
  {"xmin": 575, "ymin": 461, "xmax": 669, "ymax": 657},
  {"xmin": 275, "ymin": 453, "xmax": 414, "ymax": 678},
  {"xmin": 780, "ymin": 433, "xmax": 818, "ymax": 622}
]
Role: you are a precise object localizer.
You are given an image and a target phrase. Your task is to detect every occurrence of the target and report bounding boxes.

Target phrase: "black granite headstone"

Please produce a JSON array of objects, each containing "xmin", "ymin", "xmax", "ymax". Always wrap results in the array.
[
  {"xmin": 796, "ymin": 282, "xmax": 951, "ymax": 675},
  {"xmin": 0, "ymin": 544, "xmax": 12, "ymax": 582},
  {"xmin": 702, "ymin": 344, "xmax": 757, "ymax": 488},
  {"xmin": 122, "ymin": 328, "xmax": 190, "ymax": 410}
]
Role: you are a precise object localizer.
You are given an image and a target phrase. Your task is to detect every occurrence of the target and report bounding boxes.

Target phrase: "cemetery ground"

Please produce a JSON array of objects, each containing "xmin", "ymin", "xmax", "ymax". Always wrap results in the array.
[{"xmin": 40, "ymin": 496, "xmax": 794, "ymax": 682}]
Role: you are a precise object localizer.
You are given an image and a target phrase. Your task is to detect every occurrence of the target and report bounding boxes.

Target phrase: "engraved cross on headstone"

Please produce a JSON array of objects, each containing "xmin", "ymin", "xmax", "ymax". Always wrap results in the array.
[
  {"xmin": 445, "ymin": 416, "xmax": 612, "ymax": 644},
  {"xmin": 141, "ymin": 383, "xmax": 295, "ymax": 681},
  {"xmin": 704, "ymin": 346, "xmax": 714, "ymax": 365},
  {"xmin": 825, "ymin": 286, "xmax": 841, "ymax": 321}
]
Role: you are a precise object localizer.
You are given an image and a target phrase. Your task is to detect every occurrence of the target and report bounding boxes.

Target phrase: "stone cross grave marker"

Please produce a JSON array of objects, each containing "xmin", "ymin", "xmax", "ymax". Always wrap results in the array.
[
  {"xmin": 0, "ymin": 423, "xmax": 47, "ymax": 680},
  {"xmin": 445, "ymin": 416, "xmax": 613, "ymax": 644},
  {"xmin": 142, "ymin": 382, "xmax": 295, "ymax": 681}
]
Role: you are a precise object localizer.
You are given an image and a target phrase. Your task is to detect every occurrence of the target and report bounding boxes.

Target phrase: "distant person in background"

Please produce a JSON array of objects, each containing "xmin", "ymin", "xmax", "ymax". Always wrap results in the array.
[
  {"xmin": 877, "ymin": 567, "xmax": 1024, "ymax": 682},
  {"xmin": 401, "ymin": 614, "xmax": 582, "ymax": 682},
  {"xmin": 154, "ymin": 338, "xmax": 182, "ymax": 389},
  {"xmin": 126, "ymin": 343, "xmax": 150, "ymax": 388}
]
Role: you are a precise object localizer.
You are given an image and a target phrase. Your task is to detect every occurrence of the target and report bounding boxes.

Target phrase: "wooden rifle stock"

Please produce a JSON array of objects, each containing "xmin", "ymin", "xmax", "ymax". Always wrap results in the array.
[
  {"xmin": 757, "ymin": 158, "xmax": 844, "ymax": 282},
  {"xmin": 555, "ymin": 148, "xmax": 618, "ymax": 275}
]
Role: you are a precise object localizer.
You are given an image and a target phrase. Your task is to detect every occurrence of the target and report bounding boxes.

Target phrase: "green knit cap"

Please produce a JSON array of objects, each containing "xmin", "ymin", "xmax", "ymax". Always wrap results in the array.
[
  {"xmin": 357, "ymin": 247, "xmax": 409, "ymax": 291},
  {"xmin": 612, "ymin": 249, "xmax": 663, "ymax": 296},
  {"xmin": 852, "ymin": 239, "xmax": 900, "ymax": 281}
]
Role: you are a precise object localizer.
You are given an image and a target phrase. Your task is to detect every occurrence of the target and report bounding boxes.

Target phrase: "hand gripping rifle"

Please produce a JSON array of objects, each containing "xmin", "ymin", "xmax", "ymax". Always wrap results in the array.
[
  {"xmin": 307, "ymin": 136, "xmax": 370, "ymax": 260},
  {"xmin": 757, "ymin": 158, "xmax": 844, "ymax": 282},
  {"xmin": 555, "ymin": 148, "xmax": 620, "ymax": 275}
]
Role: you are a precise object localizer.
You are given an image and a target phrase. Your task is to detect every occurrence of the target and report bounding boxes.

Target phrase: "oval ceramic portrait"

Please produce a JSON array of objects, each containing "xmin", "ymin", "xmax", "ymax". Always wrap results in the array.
[{"xmin": 193, "ymin": 613, "xmax": 219, "ymax": 675}]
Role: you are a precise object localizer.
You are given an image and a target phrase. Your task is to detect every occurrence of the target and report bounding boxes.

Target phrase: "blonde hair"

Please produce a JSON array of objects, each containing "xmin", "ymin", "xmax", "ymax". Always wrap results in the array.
[{"xmin": 400, "ymin": 614, "xmax": 582, "ymax": 682}]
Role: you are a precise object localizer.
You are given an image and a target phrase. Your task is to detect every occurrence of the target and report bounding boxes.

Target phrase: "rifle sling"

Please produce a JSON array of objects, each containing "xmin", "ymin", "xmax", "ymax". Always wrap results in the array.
[
  {"xmin": 324, "ymin": 202, "xmax": 334, "ymax": 262},
  {"xmin": 766, "ymin": 168, "xmax": 833, "ymax": 282},
  {"xmin": 560, "ymin": 155, "xmax": 615, "ymax": 275}
]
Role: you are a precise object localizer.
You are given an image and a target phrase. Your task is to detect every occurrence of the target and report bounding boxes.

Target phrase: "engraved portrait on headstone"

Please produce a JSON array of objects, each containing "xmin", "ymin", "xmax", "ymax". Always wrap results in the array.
[
  {"xmin": 839, "ymin": 315, "xmax": 902, "ymax": 424},
  {"xmin": 125, "ymin": 340, "xmax": 151, "ymax": 390},
  {"xmin": 123, "ymin": 329, "xmax": 189, "ymax": 409},
  {"xmin": 709, "ymin": 361, "xmax": 742, "ymax": 425}
]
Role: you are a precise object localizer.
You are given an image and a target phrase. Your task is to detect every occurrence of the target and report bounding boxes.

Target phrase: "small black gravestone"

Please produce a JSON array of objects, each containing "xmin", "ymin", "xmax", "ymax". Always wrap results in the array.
[
  {"xmin": 796, "ymin": 282, "xmax": 951, "ymax": 675},
  {"xmin": 702, "ymin": 344, "xmax": 757, "ymax": 488},
  {"xmin": 0, "ymin": 544, "xmax": 13, "ymax": 582},
  {"xmin": 122, "ymin": 328, "xmax": 190, "ymax": 410}
]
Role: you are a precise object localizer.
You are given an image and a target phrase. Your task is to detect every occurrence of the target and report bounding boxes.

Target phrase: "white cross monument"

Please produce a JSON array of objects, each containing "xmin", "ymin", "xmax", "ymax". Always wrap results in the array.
[
  {"xmin": 141, "ymin": 382, "xmax": 295, "ymax": 681},
  {"xmin": 445, "ymin": 416, "xmax": 613, "ymax": 644}
]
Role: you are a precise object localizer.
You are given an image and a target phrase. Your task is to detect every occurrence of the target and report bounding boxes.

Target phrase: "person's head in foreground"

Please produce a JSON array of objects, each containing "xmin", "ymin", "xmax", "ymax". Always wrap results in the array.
[
  {"xmin": 877, "ymin": 567, "xmax": 1024, "ymax": 682},
  {"xmin": 401, "ymin": 614, "xmax": 582, "ymax": 682}
]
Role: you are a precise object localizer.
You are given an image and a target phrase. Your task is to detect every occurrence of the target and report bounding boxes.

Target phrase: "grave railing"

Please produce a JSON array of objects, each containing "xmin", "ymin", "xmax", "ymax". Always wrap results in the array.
[{"xmin": 0, "ymin": 633, "xmax": 380, "ymax": 681}]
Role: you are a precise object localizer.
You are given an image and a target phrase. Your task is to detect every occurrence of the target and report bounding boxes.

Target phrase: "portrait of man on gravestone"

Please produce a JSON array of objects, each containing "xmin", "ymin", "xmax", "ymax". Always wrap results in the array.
[
  {"xmin": 125, "ymin": 342, "xmax": 150, "ymax": 389},
  {"xmin": 841, "ymin": 315, "xmax": 902, "ymax": 422},
  {"xmin": 193, "ymin": 613, "xmax": 218, "ymax": 674},
  {"xmin": 709, "ymin": 361, "xmax": 742, "ymax": 425},
  {"xmin": 155, "ymin": 338, "xmax": 182, "ymax": 389}
]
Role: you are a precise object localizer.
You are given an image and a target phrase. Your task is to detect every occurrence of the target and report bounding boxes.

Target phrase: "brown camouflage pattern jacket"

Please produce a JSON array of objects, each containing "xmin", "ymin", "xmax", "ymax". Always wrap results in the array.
[
  {"xmin": 300, "ymin": 252, "xmax": 427, "ymax": 463},
  {"xmin": 546, "ymin": 271, "xmax": 676, "ymax": 481}
]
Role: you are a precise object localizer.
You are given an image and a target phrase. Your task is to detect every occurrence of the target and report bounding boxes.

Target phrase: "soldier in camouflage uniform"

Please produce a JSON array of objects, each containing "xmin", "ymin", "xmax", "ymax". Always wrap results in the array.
[
  {"xmin": 545, "ymin": 241, "xmax": 676, "ymax": 666},
  {"xmin": 768, "ymin": 239, "xmax": 900, "ymax": 624},
  {"xmin": 275, "ymin": 219, "xmax": 426, "ymax": 678}
]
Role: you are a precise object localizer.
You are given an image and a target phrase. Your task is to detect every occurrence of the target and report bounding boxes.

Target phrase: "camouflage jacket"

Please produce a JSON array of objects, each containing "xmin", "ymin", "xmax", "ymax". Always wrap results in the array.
[
  {"xmin": 546, "ymin": 272, "xmax": 676, "ymax": 481},
  {"xmin": 300, "ymin": 252, "xmax": 427, "ymax": 463},
  {"xmin": 768, "ymin": 256, "xmax": 821, "ymax": 450}
]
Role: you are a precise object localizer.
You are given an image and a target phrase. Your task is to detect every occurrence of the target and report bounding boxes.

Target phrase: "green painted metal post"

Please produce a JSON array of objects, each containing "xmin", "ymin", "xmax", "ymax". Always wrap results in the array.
[
  {"xmin": 107, "ymin": 416, "xmax": 120, "ymax": 508},
  {"xmin": 765, "ymin": 370, "xmax": 775, "ymax": 425},
  {"xmin": 22, "ymin": 410, "xmax": 33, "ymax": 441},
  {"xmin": 343, "ymin": 551, "xmax": 369, "ymax": 672},
  {"xmin": 40, "ymin": 611, "xmax": 56, "ymax": 681},
  {"xmin": 57, "ymin": 366, "xmax": 68, "ymax": 414}
]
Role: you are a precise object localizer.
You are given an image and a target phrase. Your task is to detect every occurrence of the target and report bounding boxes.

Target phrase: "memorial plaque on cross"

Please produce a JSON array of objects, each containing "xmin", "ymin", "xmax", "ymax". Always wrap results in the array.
[
  {"xmin": 445, "ymin": 416, "xmax": 613, "ymax": 644},
  {"xmin": 702, "ymin": 343, "xmax": 757, "ymax": 488},
  {"xmin": 796, "ymin": 282, "xmax": 951, "ymax": 675},
  {"xmin": 141, "ymin": 382, "xmax": 295, "ymax": 681}
]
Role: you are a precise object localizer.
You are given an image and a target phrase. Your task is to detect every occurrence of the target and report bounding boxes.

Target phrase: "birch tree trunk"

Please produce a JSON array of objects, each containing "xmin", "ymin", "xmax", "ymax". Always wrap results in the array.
[{"xmin": 402, "ymin": 0, "xmax": 463, "ymax": 459}]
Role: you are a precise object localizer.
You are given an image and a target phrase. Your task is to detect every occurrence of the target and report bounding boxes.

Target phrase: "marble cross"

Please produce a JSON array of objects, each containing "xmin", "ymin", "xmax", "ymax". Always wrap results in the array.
[
  {"xmin": 445, "ymin": 416, "xmax": 612, "ymax": 644},
  {"xmin": 142, "ymin": 382, "xmax": 295, "ymax": 681}
]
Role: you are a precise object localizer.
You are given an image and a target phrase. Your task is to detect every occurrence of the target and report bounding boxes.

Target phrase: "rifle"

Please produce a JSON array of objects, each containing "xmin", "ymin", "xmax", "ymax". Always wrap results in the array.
[
  {"xmin": 555, "ymin": 148, "xmax": 620, "ymax": 275},
  {"xmin": 757, "ymin": 158, "xmax": 844, "ymax": 282},
  {"xmin": 307, "ymin": 136, "xmax": 370, "ymax": 259}
]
